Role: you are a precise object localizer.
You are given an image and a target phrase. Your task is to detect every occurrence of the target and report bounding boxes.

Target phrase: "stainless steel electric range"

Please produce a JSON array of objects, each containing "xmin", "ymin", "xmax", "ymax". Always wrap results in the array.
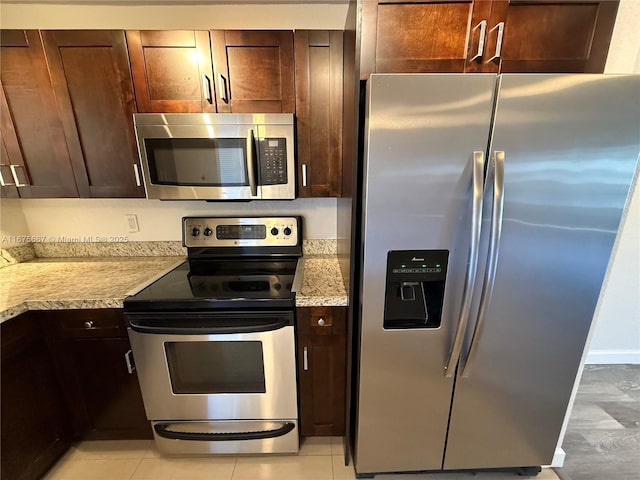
[{"xmin": 124, "ymin": 216, "xmax": 302, "ymax": 455}]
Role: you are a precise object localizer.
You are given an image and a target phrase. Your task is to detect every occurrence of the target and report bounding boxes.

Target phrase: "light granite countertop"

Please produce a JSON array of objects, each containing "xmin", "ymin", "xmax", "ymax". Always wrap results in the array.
[
  {"xmin": 0, "ymin": 256, "xmax": 184, "ymax": 323},
  {"xmin": 0, "ymin": 254, "xmax": 348, "ymax": 322},
  {"xmin": 296, "ymin": 255, "xmax": 348, "ymax": 307}
]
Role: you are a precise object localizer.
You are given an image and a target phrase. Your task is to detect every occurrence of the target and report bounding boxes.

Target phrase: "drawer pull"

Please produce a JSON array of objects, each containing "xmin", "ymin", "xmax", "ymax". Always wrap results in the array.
[
  {"xmin": 0, "ymin": 164, "xmax": 16, "ymax": 186},
  {"xmin": 317, "ymin": 318, "xmax": 325, "ymax": 326},
  {"xmin": 125, "ymin": 349, "xmax": 136, "ymax": 374},
  {"xmin": 84, "ymin": 321, "xmax": 94, "ymax": 329},
  {"xmin": 471, "ymin": 20, "xmax": 487, "ymax": 61},
  {"xmin": 202, "ymin": 74, "xmax": 212, "ymax": 104},
  {"xmin": 218, "ymin": 74, "xmax": 228, "ymax": 103},
  {"xmin": 133, "ymin": 163, "xmax": 142, "ymax": 187},
  {"xmin": 10, "ymin": 165, "xmax": 27, "ymax": 187},
  {"xmin": 489, "ymin": 22, "xmax": 505, "ymax": 62}
]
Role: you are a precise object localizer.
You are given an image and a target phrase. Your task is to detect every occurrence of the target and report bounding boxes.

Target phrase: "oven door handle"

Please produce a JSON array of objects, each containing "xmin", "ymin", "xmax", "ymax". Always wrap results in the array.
[
  {"xmin": 153, "ymin": 422, "xmax": 295, "ymax": 441},
  {"xmin": 128, "ymin": 317, "xmax": 291, "ymax": 335}
]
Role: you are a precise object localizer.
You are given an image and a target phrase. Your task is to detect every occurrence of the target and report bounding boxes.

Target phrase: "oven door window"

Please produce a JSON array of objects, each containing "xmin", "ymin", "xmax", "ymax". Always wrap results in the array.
[
  {"xmin": 165, "ymin": 341, "xmax": 266, "ymax": 394},
  {"xmin": 145, "ymin": 138, "xmax": 248, "ymax": 187}
]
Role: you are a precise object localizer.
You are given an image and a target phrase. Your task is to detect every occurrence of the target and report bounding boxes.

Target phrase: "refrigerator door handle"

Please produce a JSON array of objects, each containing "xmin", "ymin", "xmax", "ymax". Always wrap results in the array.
[
  {"xmin": 461, "ymin": 151, "xmax": 505, "ymax": 378},
  {"xmin": 444, "ymin": 151, "xmax": 485, "ymax": 377}
]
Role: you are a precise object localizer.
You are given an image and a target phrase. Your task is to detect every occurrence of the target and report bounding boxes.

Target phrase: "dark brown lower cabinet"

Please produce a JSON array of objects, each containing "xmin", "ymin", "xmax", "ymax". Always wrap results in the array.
[
  {"xmin": 296, "ymin": 306, "xmax": 347, "ymax": 436},
  {"xmin": 1, "ymin": 312, "xmax": 71, "ymax": 480},
  {"xmin": 43, "ymin": 309, "xmax": 152, "ymax": 440}
]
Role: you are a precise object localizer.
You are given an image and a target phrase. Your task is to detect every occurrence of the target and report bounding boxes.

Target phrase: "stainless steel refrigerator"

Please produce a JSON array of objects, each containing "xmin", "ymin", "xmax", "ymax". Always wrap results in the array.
[{"xmin": 352, "ymin": 74, "xmax": 640, "ymax": 477}]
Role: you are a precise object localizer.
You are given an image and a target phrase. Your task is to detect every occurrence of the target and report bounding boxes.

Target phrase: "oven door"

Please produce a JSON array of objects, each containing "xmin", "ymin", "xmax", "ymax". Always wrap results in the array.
[
  {"xmin": 135, "ymin": 124, "xmax": 261, "ymax": 200},
  {"xmin": 127, "ymin": 312, "xmax": 297, "ymax": 421}
]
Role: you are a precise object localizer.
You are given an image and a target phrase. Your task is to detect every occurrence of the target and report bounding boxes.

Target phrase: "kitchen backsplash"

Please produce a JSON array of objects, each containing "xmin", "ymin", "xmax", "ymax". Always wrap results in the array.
[
  {"xmin": 32, "ymin": 241, "xmax": 186, "ymax": 258},
  {"xmin": 0, "ymin": 239, "xmax": 337, "ymax": 268}
]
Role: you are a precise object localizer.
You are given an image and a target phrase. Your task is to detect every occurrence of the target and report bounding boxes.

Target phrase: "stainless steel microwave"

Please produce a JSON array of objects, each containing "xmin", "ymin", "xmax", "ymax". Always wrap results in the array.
[{"xmin": 133, "ymin": 113, "xmax": 295, "ymax": 200}]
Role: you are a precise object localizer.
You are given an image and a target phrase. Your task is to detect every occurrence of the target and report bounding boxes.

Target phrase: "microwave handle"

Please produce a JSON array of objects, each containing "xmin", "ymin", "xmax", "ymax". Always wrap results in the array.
[{"xmin": 247, "ymin": 128, "xmax": 258, "ymax": 197}]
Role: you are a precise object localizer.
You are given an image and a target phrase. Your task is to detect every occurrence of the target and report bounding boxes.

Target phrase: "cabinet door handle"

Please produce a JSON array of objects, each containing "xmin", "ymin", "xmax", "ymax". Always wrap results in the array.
[
  {"xmin": 217, "ymin": 74, "xmax": 228, "ymax": 103},
  {"xmin": 202, "ymin": 74, "xmax": 212, "ymax": 104},
  {"xmin": 303, "ymin": 347, "xmax": 309, "ymax": 371},
  {"xmin": 470, "ymin": 20, "xmax": 487, "ymax": 61},
  {"xmin": 125, "ymin": 349, "xmax": 136, "ymax": 374},
  {"xmin": 9, "ymin": 165, "xmax": 27, "ymax": 187},
  {"xmin": 302, "ymin": 164, "xmax": 308, "ymax": 187},
  {"xmin": 488, "ymin": 22, "xmax": 505, "ymax": 62},
  {"xmin": 317, "ymin": 318, "xmax": 325, "ymax": 326},
  {"xmin": 0, "ymin": 164, "xmax": 16, "ymax": 186},
  {"xmin": 133, "ymin": 164, "xmax": 142, "ymax": 187}
]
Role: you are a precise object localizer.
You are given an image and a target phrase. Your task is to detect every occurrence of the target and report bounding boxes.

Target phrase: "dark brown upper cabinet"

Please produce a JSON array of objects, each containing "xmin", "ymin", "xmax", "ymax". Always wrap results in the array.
[
  {"xmin": 485, "ymin": 0, "xmax": 619, "ymax": 73},
  {"xmin": 360, "ymin": 0, "xmax": 619, "ymax": 78},
  {"xmin": 295, "ymin": 31, "xmax": 344, "ymax": 198},
  {"xmin": 211, "ymin": 30, "xmax": 295, "ymax": 113},
  {"xmin": 126, "ymin": 30, "xmax": 216, "ymax": 113},
  {"xmin": 360, "ymin": 0, "xmax": 484, "ymax": 78},
  {"xmin": 0, "ymin": 30, "xmax": 79, "ymax": 198},
  {"xmin": 1, "ymin": 100, "xmax": 20, "ymax": 199},
  {"xmin": 42, "ymin": 31, "xmax": 144, "ymax": 198}
]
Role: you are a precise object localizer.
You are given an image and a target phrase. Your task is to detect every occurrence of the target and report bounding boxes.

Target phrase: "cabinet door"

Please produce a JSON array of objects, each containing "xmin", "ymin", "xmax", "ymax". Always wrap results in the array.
[
  {"xmin": 295, "ymin": 31, "xmax": 343, "ymax": 198},
  {"xmin": 0, "ymin": 30, "xmax": 78, "ymax": 197},
  {"xmin": 0, "ymin": 93, "xmax": 19, "ymax": 198},
  {"xmin": 297, "ymin": 307, "xmax": 347, "ymax": 436},
  {"xmin": 64, "ymin": 338, "xmax": 151, "ymax": 439},
  {"xmin": 211, "ymin": 30, "xmax": 294, "ymax": 113},
  {"xmin": 1, "ymin": 313, "xmax": 71, "ymax": 480},
  {"xmin": 360, "ymin": 0, "xmax": 490, "ymax": 78},
  {"xmin": 42, "ymin": 30, "xmax": 144, "ymax": 198},
  {"xmin": 488, "ymin": 0, "xmax": 619, "ymax": 73},
  {"xmin": 127, "ymin": 30, "xmax": 216, "ymax": 113},
  {"xmin": 46, "ymin": 310, "xmax": 151, "ymax": 440}
]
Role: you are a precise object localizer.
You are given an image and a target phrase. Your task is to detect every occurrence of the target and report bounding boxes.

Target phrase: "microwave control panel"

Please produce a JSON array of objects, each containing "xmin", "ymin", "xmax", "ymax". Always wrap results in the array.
[{"xmin": 259, "ymin": 138, "xmax": 288, "ymax": 185}]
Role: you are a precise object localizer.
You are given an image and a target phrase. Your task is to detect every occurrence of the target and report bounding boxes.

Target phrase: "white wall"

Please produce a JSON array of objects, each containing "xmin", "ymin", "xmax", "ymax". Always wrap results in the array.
[
  {"xmin": 0, "ymin": 199, "xmax": 30, "ymax": 248},
  {"xmin": 588, "ymin": 0, "xmax": 640, "ymax": 364},
  {"xmin": 20, "ymin": 198, "xmax": 337, "ymax": 240}
]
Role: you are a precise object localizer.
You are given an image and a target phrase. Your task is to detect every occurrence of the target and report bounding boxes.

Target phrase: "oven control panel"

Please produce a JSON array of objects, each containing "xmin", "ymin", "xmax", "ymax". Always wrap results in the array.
[{"xmin": 183, "ymin": 216, "xmax": 300, "ymax": 248}]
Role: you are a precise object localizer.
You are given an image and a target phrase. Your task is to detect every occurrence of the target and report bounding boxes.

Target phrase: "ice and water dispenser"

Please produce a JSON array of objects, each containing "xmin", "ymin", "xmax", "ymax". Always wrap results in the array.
[{"xmin": 384, "ymin": 250, "xmax": 448, "ymax": 329}]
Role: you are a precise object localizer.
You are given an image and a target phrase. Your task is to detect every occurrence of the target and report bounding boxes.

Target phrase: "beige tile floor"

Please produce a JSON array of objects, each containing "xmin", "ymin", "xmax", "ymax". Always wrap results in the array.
[{"xmin": 44, "ymin": 437, "xmax": 561, "ymax": 480}]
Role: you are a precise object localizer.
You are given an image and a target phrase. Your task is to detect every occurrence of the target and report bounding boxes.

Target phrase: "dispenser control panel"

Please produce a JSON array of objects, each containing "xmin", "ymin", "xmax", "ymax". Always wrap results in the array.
[
  {"xmin": 383, "ymin": 250, "xmax": 448, "ymax": 330},
  {"xmin": 387, "ymin": 251, "xmax": 448, "ymax": 280}
]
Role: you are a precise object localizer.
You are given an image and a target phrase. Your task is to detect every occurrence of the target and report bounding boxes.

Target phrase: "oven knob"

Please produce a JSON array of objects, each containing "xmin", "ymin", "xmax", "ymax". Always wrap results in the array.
[
  {"xmin": 204, "ymin": 227, "xmax": 213, "ymax": 237},
  {"xmin": 283, "ymin": 227, "xmax": 292, "ymax": 236},
  {"xmin": 191, "ymin": 227, "xmax": 200, "ymax": 237},
  {"xmin": 271, "ymin": 227, "xmax": 279, "ymax": 236}
]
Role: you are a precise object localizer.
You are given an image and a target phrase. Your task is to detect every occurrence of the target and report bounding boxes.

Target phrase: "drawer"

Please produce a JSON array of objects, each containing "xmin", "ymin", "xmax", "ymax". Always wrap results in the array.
[
  {"xmin": 53, "ymin": 309, "xmax": 126, "ymax": 339},
  {"xmin": 296, "ymin": 306, "xmax": 346, "ymax": 336}
]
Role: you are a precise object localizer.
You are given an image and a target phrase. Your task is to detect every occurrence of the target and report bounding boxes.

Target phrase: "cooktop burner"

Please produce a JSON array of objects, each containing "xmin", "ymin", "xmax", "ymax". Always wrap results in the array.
[
  {"xmin": 125, "ymin": 216, "xmax": 302, "ymax": 312},
  {"xmin": 127, "ymin": 259, "xmax": 297, "ymax": 309}
]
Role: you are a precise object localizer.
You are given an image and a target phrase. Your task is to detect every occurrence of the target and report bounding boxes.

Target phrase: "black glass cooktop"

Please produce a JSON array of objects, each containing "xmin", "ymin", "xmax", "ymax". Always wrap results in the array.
[{"xmin": 124, "ymin": 258, "xmax": 297, "ymax": 311}]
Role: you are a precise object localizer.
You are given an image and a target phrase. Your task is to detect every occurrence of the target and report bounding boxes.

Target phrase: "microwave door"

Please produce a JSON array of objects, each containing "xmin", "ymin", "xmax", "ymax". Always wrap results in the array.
[{"xmin": 135, "ymin": 124, "xmax": 260, "ymax": 200}]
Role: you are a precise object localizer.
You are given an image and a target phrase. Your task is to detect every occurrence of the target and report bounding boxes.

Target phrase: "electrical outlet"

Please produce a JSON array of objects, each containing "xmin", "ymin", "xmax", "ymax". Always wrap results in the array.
[{"xmin": 126, "ymin": 214, "xmax": 139, "ymax": 233}]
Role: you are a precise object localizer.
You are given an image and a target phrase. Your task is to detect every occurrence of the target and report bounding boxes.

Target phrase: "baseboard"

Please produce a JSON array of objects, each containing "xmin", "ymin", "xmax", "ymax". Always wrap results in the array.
[
  {"xmin": 551, "ymin": 447, "xmax": 566, "ymax": 468},
  {"xmin": 585, "ymin": 350, "xmax": 640, "ymax": 364}
]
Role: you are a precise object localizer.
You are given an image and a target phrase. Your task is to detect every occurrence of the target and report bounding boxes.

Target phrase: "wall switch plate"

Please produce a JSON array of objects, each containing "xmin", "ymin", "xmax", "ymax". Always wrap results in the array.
[{"xmin": 126, "ymin": 214, "xmax": 139, "ymax": 233}]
